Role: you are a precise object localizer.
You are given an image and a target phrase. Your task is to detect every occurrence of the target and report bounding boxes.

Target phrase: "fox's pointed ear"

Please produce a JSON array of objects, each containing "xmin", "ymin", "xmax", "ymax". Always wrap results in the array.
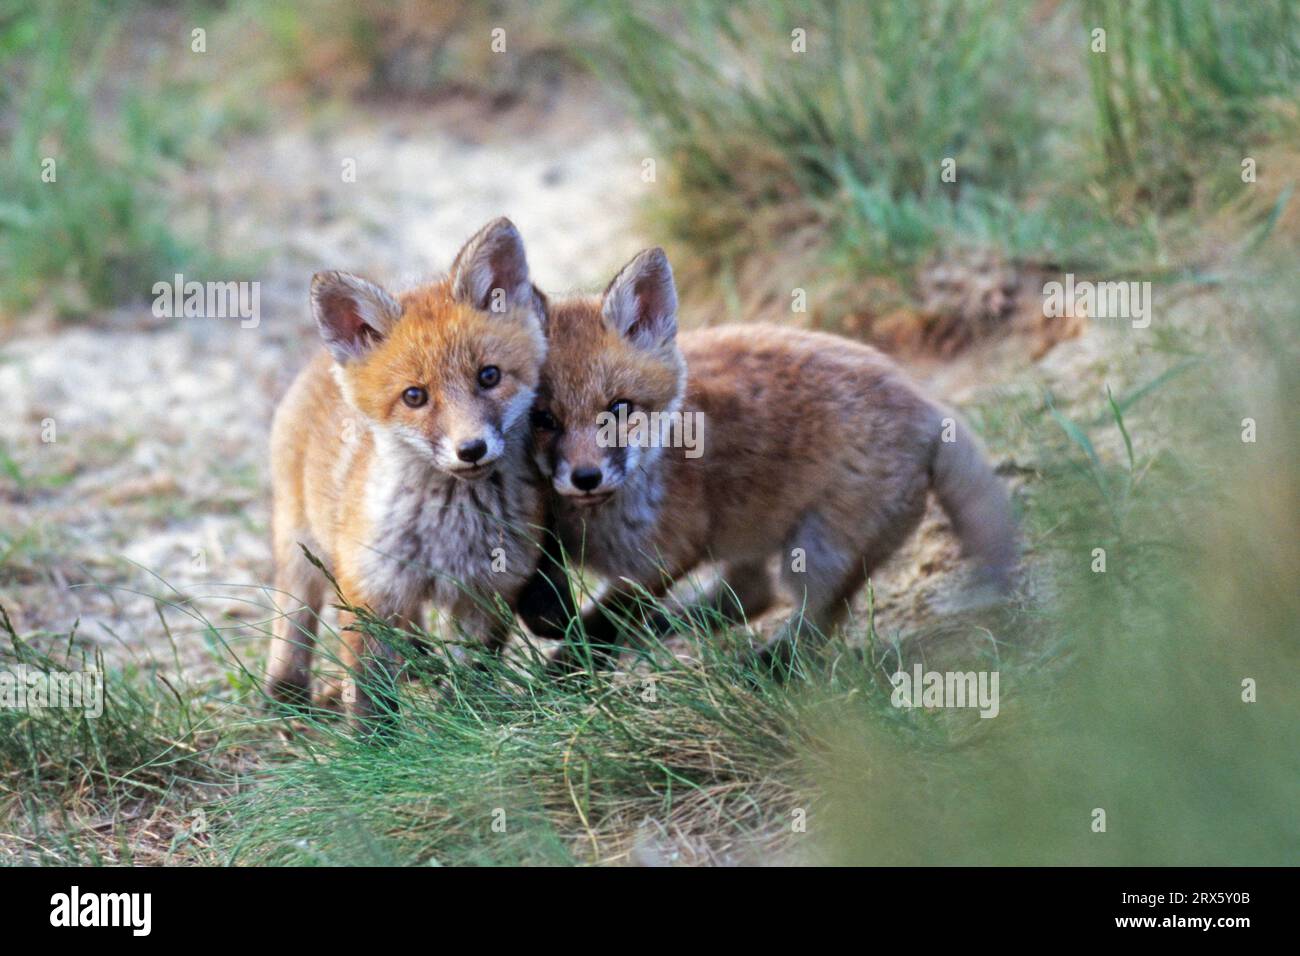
[
  {"xmin": 602, "ymin": 248, "xmax": 677, "ymax": 351},
  {"xmin": 311, "ymin": 271, "xmax": 402, "ymax": 364},
  {"xmin": 450, "ymin": 217, "xmax": 538, "ymax": 317}
]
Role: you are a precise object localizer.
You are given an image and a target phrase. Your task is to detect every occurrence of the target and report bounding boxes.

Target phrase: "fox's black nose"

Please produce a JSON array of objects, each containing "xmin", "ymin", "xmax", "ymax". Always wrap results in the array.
[
  {"xmin": 571, "ymin": 466, "xmax": 603, "ymax": 491},
  {"xmin": 457, "ymin": 439, "xmax": 488, "ymax": 463}
]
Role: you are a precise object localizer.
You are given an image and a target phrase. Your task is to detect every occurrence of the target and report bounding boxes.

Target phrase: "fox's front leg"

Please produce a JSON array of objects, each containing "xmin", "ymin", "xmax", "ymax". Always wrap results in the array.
[
  {"xmin": 315, "ymin": 605, "xmax": 422, "ymax": 712},
  {"xmin": 332, "ymin": 571, "xmax": 411, "ymax": 730},
  {"xmin": 424, "ymin": 598, "xmax": 516, "ymax": 706},
  {"xmin": 452, "ymin": 592, "xmax": 519, "ymax": 661},
  {"xmin": 264, "ymin": 540, "xmax": 325, "ymax": 708},
  {"xmin": 515, "ymin": 543, "xmax": 580, "ymax": 641},
  {"xmin": 335, "ymin": 606, "xmax": 405, "ymax": 729}
]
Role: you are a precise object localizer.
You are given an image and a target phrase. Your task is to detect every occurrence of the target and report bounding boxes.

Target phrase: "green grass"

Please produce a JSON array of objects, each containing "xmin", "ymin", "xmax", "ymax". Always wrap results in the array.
[
  {"xmin": 0, "ymin": 604, "xmax": 249, "ymax": 864},
  {"xmin": 221, "ymin": 626, "xmax": 806, "ymax": 865}
]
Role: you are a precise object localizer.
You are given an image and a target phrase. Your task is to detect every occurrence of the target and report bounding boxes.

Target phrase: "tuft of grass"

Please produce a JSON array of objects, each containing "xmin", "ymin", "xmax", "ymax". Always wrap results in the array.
[
  {"xmin": 582, "ymin": 2, "xmax": 1056, "ymax": 284},
  {"xmin": 0, "ymin": 604, "xmax": 259, "ymax": 865},
  {"xmin": 219, "ymin": 601, "xmax": 812, "ymax": 865}
]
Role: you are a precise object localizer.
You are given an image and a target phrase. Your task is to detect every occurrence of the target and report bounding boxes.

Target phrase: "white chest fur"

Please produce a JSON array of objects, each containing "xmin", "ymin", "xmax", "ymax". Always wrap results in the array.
[
  {"xmin": 557, "ymin": 468, "xmax": 667, "ymax": 583},
  {"xmin": 356, "ymin": 432, "xmax": 540, "ymax": 618}
]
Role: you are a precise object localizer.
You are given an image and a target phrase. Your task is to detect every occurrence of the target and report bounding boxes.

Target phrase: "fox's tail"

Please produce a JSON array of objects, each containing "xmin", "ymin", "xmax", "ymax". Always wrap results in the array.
[{"xmin": 930, "ymin": 418, "xmax": 1018, "ymax": 593}]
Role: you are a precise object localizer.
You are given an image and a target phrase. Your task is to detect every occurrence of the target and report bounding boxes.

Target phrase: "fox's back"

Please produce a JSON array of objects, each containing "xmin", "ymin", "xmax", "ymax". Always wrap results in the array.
[
  {"xmin": 674, "ymin": 325, "xmax": 940, "ymax": 531},
  {"xmin": 676, "ymin": 327, "xmax": 941, "ymax": 478}
]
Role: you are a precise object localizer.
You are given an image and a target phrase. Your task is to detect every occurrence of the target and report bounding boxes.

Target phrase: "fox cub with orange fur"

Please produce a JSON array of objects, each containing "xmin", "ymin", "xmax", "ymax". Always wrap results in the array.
[
  {"xmin": 265, "ymin": 218, "xmax": 547, "ymax": 721},
  {"xmin": 524, "ymin": 248, "xmax": 1016, "ymax": 669}
]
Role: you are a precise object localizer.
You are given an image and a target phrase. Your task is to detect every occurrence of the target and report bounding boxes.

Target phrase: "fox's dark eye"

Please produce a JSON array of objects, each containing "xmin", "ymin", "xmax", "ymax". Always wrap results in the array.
[
  {"xmin": 477, "ymin": 365, "xmax": 501, "ymax": 389},
  {"xmin": 608, "ymin": 399, "xmax": 632, "ymax": 416},
  {"xmin": 402, "ymin": 387, "xmax": 427, "ymax": 408},
  {"xmin": 531, "ymin": 408, "xmax": 559, "ymax": 432}
]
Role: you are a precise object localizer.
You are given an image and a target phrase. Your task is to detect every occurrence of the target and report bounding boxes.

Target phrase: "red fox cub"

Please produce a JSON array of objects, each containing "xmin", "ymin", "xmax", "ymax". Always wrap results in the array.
[
  {"xmin": 265, "ymin": 218, "xmax": 548, "ymax": 721},
  {"xmin": 523, "ymin": 248, "xmax": 1017, "ymax": 670}
]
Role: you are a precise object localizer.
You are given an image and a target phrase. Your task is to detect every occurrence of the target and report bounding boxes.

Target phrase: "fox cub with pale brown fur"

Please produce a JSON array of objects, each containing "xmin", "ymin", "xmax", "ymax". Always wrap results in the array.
[
  {"xmin": 523, "ymin": 248, "xmax": 1017, "ymax": 670},
  {"xmin": 265, "ymin": 218, "xmax": 547, "ymax": 722}
]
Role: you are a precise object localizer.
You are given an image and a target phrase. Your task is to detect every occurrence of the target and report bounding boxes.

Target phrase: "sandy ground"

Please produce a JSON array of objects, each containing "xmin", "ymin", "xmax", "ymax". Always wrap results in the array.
[{"xmin": 1, "ymin": 81, "xmax": 1099, "ymax": 685}]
